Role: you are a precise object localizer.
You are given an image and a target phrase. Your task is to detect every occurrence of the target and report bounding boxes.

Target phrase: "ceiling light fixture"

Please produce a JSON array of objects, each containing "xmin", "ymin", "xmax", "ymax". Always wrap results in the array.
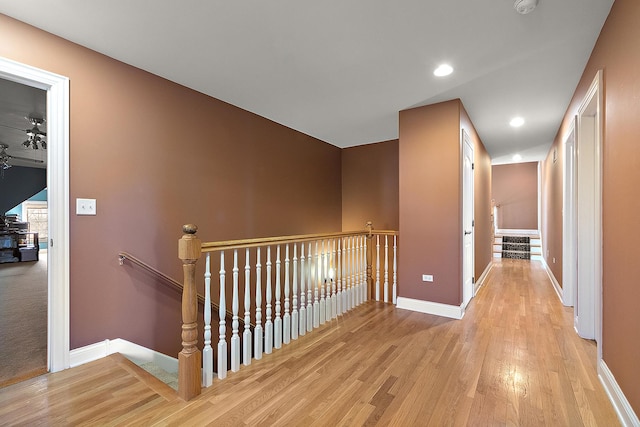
[
  {"xmin": 514, "ymin": 0, "xmax": 538, "ymax": 15},
  {"xmin": 513, "ymin": 154, "xmax": 523, "ymax": 162},
  {"xmin": 433, "ymin": 64, "xmax": 453, "ymax": 77},
  {"xmin": 510, "ymin": 117, "xmax": 525, "ymax": 127},
  {"xmin": 23, "ymin": 116, "xmax": 47, "ymax": 150},
  {"xmin": 0, "ymin": 144, "xmax": 12, "ymax": 177}
]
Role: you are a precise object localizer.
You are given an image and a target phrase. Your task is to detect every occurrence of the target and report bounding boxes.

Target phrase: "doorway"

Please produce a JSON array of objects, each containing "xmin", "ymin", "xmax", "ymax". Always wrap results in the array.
[
  {"xmin": 0, "ymin": 56, "xmax": 70, "ymax": 375},
  {"xmin": 462, "ymin": 130, "xmax": 474, "ymax": 308},
  {"xmin": 572, "ymin": 70, "xmax": 603, "ymax": 355}
]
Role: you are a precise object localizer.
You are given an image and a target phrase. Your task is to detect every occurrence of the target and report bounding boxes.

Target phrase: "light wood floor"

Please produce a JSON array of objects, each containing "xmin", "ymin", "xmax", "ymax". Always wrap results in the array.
[
  {"xmin": 0, "ymin": 259, "xmax": 620, "ymax": 426},
  {"xmin": 0, "ymin": 252, "xmax": 48, "ymax": 387}
]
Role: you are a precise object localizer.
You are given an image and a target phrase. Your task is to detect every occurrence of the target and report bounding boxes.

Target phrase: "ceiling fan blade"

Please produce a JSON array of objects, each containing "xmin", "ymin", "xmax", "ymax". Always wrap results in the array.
[{"xmin": 9, "ymin": 155, "xmax": 45, "ymax": 164}]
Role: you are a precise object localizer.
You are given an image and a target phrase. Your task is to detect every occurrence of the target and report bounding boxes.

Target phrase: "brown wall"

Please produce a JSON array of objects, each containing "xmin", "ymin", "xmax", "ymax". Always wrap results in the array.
[
  {"xmin": 0, "ymin": 15, "xmax": 342, "ymax": 357},
  {"xmin": 541, "ymin": 0, "xmax": 640, "ymax": 413},
  {"xmin": 541, "ymin": 147, "xmax": 563, "ymax": 286},
  {"xmin": 341, "ymin": 140, "xmax": 399, "ymax": 231},
  {"xmin": 492, "ymin": 162, "xmax": 538, "ymax": 230},
  {"xmin": 398, "ymin": 99, "xmax": 491, "ymax": 306}
]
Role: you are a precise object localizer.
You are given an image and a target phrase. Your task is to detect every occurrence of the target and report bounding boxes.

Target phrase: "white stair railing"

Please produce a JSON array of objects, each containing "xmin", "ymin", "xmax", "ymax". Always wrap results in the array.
[{"xmin": 189, "ymin": 225, "xmax": 399, "ymax": 398}]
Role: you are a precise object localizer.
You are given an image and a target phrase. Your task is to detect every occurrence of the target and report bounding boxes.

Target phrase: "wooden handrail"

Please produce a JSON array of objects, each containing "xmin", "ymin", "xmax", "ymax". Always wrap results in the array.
[
  {"xmin": 118, "ymin": 251, "xmax": 252, "ymax": 327},
  {"xmin": 201, "ymin": 229, "xmax": 398, "ymax": 252}
]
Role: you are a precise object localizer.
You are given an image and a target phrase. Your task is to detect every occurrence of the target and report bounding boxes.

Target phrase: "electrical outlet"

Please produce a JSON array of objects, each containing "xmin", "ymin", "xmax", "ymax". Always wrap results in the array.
[
  {"xmin": 422, "ymin": 274, "xmax": 433, "ymax": 282},
  {"xmin": 553, "ymin": 257, "xmax": 556, "ymax": 264},
  {"xmin": 76, "ymin": 198, "xmax": 97, "ymax": 215}
]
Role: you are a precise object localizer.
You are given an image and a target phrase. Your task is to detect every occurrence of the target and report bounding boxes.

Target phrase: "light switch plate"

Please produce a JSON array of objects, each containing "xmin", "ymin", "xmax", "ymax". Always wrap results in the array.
[
  {"xmin": 422, "ymin": 274, "xmax": 433, "ymax": 282},
  {"xmin": 76, "ymin": 198, "xmax": 96, "ymax": 215}
]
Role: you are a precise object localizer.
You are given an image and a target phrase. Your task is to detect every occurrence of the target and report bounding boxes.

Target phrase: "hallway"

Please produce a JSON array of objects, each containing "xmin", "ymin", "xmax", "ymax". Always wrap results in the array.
[{"xmin": 0, "ymin": 259, "xmax": 619, "ymax": 425}]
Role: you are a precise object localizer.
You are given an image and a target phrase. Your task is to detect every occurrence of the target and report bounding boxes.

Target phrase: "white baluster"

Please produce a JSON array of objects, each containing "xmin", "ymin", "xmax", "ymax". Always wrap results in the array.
[
  {"xmin": 275, "ymin": 245, "xmax": 282, "ymax": 349},
  {"xmin": 299, "ymin": 243, "xmax": 306, "ymax": 336},
  {"xmin": 283, "ymin": 244, "xmax": 291, "ymax": 345},
  {"xmin": 376, "ymin": 235, "xmax": 380, "ymax": 302},
  {"xmin": 319, "ymin": 241, "xmax": 326, "ymax": 324},
  {"xmin": 218, "ymin": 252, "xmax": 227, "ymax": 380},
  {"xmin": 344, "ymin": 237, "xmax": 350, "ymax": 311},
  {"xmin": 243, "ymin": 248, "xmax": 252, "ymax": 366},
  {"xmin": 393, "ymin": 235, "xmax": 398, "ymax": 305},
  {"xmin": 292, "ymin": 244, "xmax": 299, "ymax": 340},
  {"xmin": 231, "ymin": 250, "xmax": 240, "ymax": 372},
  {"xmin": 337, "ymin": 238, "xmax": 342, "ymax": 315},
  {"xmin": 313, "ymin": 241, "xmax": 320, "ymax": 328},
  {"xmin": 331, "ymin": 239, "xmax": 337, "ymax": 319},
  {"xmin": 353, "ymin": 236, "xmax": 362, "ymax": 307},
  {"xmin": 384, "ymin": 235, "xmax": 389, "ymax": 303},
  {"xmin": 362, "ymin": 235, "xmax": 367, "ymax": 303},
  {"xmin": 265, "ymin": 247, "xmax": 273, "ymax": 354},
  {"xmin": 327, "ymin": 240, "xmax": 334, "ymax": 320},
  {"xmin": 203, "ymin": 252, "xmax": 213, "ymax": 387},
  {"xmin": 306, "ymin": 242, "xmax": 313, "ymax": 332},
  {"xmin": 254, "ymin": 247, "xmax": 263, "ymax": 360},
  {"xmin": 351, "ymin": 236, "xmax": 356, "ymax": 310}
]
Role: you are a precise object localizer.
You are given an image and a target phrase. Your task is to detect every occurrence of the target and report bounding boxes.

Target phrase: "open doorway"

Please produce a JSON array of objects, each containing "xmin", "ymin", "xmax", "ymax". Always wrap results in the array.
[
  {"xmin": 0, "ymin": 56, "xmax": 70, "ymax": 381},
  {"xmin": 0, "ymin": 78, "xmax": 48, "ymax": 387},
  {"xmin": 571, "ymin": 70, "xmax": 603, "ymax": 358}
]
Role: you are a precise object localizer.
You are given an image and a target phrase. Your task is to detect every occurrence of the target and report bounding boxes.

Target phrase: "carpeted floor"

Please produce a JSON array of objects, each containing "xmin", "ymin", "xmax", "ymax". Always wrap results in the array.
[{"xmin": 0, "ymin": 252, "xmax": 48, "ymax": 388}]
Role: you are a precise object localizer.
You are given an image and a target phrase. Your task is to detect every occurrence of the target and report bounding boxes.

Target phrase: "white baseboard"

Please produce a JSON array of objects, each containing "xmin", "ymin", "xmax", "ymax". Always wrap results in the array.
[
  {"xmin": 475, "ymin": 262, "xmax": 493, "ymax": 294},
  {"xmin": 540, "ymin": 257, "xmax": 563, "ymax": 304},
  {"xmin": 396, "ymin": 296, "xmax": 464, "ymax": 320},
  {"xmin": 70, "ymin": 339, "xmax": 178, "ymax": 374},
  {"xmin": 599, "ymin": 359, "xmax": 640, "ymax": 427}
]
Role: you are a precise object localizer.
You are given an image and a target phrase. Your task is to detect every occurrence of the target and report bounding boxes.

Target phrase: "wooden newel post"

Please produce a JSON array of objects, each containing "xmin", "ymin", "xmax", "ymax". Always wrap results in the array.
[
  {"xmin": 365, "ymin": 221, "xmax": 373, "ymax": 298},
  {"xmin": 178, "ymin": 224, "xmax": 202, "ymax": 401}
]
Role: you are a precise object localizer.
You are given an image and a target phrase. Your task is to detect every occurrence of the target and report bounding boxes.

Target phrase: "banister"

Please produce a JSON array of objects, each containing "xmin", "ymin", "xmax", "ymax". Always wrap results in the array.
[
  {"xmin": 118, "ymin": 251, "xmax": 252, "ymax": 327},
  {"xmin": 200, "ymin": 229, "xmax": 398, "ymax": 252}
]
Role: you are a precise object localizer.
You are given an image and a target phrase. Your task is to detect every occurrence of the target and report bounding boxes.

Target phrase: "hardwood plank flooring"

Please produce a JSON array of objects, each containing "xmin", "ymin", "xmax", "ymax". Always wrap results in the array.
[{"xmin": 0, "ymin": 259, "xmax": 620, "ymax": 425}]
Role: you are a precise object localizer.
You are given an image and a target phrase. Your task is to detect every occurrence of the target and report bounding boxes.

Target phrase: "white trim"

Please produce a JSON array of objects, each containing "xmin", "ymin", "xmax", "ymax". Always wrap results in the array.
[
  {"xmin": 495, "ymin": 228, "xmax": 539, "ymax": 236},
  {"xmin": 0, "ymin": 56, "xmax": 70, "ymax": 373},
  {"xmin": 474, "ymin": 261, "xmax": 493, "ymax": 294},
  {"xmin": 540, "ymin": 258, "xmax": 563, "ymax": 303},
  {"xmin": 562, "ymin": 117, "xmax": 577, "ymax": 308},
  {"xmin": 599, "ymin": 359, "xmax": 640, "ymax": 427},
  {"xmin": 396, "ymin": 296, "xmax": 464, "ymax": 320},
  {"xmin": 70, "ymin": 339, "xmax": 178, "ymax": 374}
]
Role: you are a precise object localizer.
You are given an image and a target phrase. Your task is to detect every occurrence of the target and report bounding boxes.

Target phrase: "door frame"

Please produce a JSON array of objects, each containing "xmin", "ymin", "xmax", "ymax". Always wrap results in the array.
[
  {"xmin": 0, "ymin": 56, "xmax": 70, "ymax": 372},
  {"xmin": 573, "ymin": 70, "xmax": 603, "ymax": 357},
  {"xmin": 562, "ymin": 117, "xmax": 577, "ymax": 307},
  {"xmin": 462, "ymin": 130, "xmax": 474, "ymax": 308}
]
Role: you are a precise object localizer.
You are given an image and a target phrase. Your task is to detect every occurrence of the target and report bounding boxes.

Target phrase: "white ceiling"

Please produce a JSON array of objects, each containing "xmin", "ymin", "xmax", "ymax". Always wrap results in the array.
[
  {"xmin": 0, "ymin": 78, "xmax": 47, "ymax": 169},
  {"xmin": 0, "ymin": 0, "xmax": 613, "ymax": 164}
]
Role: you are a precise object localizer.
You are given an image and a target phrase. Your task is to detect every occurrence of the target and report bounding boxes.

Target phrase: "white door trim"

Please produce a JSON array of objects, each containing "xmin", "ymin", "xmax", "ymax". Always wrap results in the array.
[
  {"xmin": 562, "ymin": 117, "xmax": 577, "ymax": 307},
  {"xmin": 462, "ymin": 130, "xmax": 474, "ymax": 306},
  {"xmin": 574, "ymin": 70, "xmax": 603, "ymax": 360},
  {"xmin": 0, "ymin": 56, "xmax": 70, "ymax": 372}
]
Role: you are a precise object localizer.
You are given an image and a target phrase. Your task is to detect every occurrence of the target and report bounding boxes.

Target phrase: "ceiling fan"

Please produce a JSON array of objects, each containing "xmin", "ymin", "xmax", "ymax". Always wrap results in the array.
[
  {"xmin": 23, "ymin": 116, "xmax": 47, "ymax": 150},
  {"xmin": 0, "ymin": 142, "xmax": 45, "ymax": 171}
]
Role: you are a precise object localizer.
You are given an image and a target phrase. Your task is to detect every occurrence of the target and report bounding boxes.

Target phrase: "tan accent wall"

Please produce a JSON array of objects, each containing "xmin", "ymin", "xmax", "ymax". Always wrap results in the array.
[
  {"xmin": 399, "ymin": 99, "xmax": 491, "ymax": 305},
  {"xmin": 0, "ymin": 15, "xmax": 342, "ymax": 357},
  {"xmin": 541, "ymin": 147, "xmax": 563, "ymax": 287},
  {"xmin": 492, "ymin": 162, "xmax": 538, "ymax": 230},
  {"xmin": 341, "ymin": 140, "xmax": 399, "ymax": 231},
  {"xmin": 541, "ymin": 0, "xmax": 640, "ymax": 413}
]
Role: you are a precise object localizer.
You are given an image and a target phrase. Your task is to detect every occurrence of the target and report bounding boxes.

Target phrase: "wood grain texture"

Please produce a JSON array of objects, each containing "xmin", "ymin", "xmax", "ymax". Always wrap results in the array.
[{"xmin": 0, "ymin": 259, "xmax": 620, "ymax": 425}]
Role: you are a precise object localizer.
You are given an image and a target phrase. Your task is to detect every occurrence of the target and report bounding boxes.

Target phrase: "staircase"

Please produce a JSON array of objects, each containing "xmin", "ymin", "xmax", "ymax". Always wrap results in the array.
[{"xmin": 493, "ymin": 231, "xmax": 542, "ymax": 260}]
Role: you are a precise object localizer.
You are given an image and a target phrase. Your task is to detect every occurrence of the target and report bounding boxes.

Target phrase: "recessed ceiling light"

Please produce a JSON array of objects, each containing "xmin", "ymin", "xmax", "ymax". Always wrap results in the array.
[
  {"xmin": 510, "ymin": 117, "xmax": 525, "ymax": 127},
  {"xmin": 513, "ymin": 154, "xmax": 523, "ymax": 162},
  {"xmin": 433, "ymin": 64, "xmax": 453, "ymax": 77}
]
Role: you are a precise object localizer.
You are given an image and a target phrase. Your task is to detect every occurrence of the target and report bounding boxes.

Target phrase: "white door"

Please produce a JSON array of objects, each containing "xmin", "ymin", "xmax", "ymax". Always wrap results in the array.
[{"xmin": 462, "ymin": 131, "xmax": 474, "ymax": 308}]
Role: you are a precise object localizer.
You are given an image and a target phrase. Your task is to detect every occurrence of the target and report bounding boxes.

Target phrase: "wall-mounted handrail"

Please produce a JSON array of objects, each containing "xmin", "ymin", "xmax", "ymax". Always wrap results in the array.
[{"xmin": 117, "ymin": 251, "xmax": 250, "ymax": 326}]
